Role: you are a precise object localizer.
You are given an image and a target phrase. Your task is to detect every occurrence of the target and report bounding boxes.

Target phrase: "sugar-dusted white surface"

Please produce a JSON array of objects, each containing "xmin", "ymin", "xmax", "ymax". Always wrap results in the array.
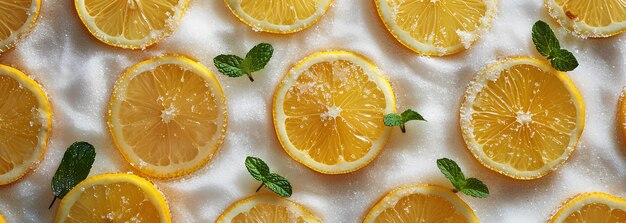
[{"xmin": 0, "ymin": 0, "xmax": 625, "ymax": 222}]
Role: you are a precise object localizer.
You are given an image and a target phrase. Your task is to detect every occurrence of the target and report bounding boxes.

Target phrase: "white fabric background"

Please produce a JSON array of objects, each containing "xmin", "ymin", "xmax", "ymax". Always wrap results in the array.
[{"xmin": 0, "ymin": 0, "xmax": 625, "ymax": 222}]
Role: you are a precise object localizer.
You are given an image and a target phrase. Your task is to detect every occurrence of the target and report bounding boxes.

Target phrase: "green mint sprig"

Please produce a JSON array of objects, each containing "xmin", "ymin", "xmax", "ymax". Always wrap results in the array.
[
  {"xmin": 49, "ymin": 142, "xmax": 96, "ymax": 209},
  {"xmin": 384, "ymin": 109, "xmax": 426, "ymax": 133},
  {"xmin": 532, "ymin": 20, "xmax": 578, "ymax": 71},
  {"xmin": 213, "ymin": 43, "xmax": 274, "ymax": 82},
  {"xmin": 245, "ymin": 156, "xmax": 292, "ymax": 197},
  {"xmin": 437, "ymin": 158, "xmax": 489, "ymax": 198}
]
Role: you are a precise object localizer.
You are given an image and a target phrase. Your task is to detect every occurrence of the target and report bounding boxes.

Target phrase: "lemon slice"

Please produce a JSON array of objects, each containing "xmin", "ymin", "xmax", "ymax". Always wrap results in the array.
[
  {"xmin": 74, "ymin": 0, "xmax": 188, "ymax": 49},
  {"xmin": 55, "ymin": 173, "xmax": 171, "ymax": 223},
  {"xmin": 0, "ymin": 64, "xmax": 51, "ymax": 185},
  {"xmin": 545, "ymin": 0, "xmax": 626, "ymax": 38},
  {"xmin": 460, "ymin": 57, "xmax": 585, "ymax": 179},
  {"xmin": 617, "ymin": 87, "xmax": 626, "ymax": 146},
  {"xmin": 0, "ymin": 213, "xmax": 5, "ymax": 223},
  {"xmin": 374, "ymin": 0, "xmax": 497, "ymax": 56},
  {"xmin": 548, "ymin": 192, "xmax": 626, "ymax": 222},
  {"xmin": 108, "ymin": 56, "xmax": 227, "ymax": 178},
  {"xmin": 0, "ymin": 0, "xmax": 41, "ymax": 53},
  {"xmin": 364, "ymin": 185, "xmax": 479, "ymax": 223},
  {"xmin": 273, "ymin": 51, "xmax": 396, "ymax": 174},
  {"xmin": 225, "ymin": 0, "xmax": 333, "ymax": 34},
  {"xmin": 216, "ymin": 194, "xmax": 320, "ymax": 223}
]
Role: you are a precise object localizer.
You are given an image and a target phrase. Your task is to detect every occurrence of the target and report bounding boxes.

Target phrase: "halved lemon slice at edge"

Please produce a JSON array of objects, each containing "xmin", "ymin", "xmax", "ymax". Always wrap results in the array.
[
  {"xmin": 0, "ymin": 64, "xmax": 51, "ymax": 185},
  {"xmin": 548, "ymin": 192, "xmax": 626, "ymax": 223},
  {"xmin": 216, "ymin": 194, "xmax": 321, "ymax": 222},
  {"xmin": 545, "ymin": 0, "xmax": 626, "ymax": 38},
  {"xmin": 0, "ymin": 0, "xmax": 41, "ymax": 53}
]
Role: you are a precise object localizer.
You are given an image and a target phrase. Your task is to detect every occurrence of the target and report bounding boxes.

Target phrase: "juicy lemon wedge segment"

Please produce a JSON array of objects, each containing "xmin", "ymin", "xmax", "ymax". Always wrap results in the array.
[
  {"xmin": 0, "ymin": 0, "xmax": 40, "ymax": 53},
  {"xmin": 55, "ymin": 173, "xmax": 171, "ymax": 223},
  {"xmin": 364, "ymin": 185, "xmax": 479, "ymax": 223},
  {"xmin": 273, "ymin": 51, "xmax": 396, "ymax": 174},
  {"xmin": 216, "ymin": 194, "xmax": 320, "ymax": 223},
  {"xmin": 225, "ymin": 0, "xmax": 333, "ymax": 33},
  {"xmin": 375, "ymin": 0, "xmax": 497, "ymax": 56},
  {"xmin": 108, "ymin": 56, "xmax": 227, "ymax": 178},
  {"xmin": 460, "ymin": 57, "xmax": 584, "ymax": 180},
  {"xmin": 74, "ymin": 0, "xmax": 188, "ymax": 49},
  {"xmin": 545, "ymin": 0, "xmax": 626, "ymax": 38},
  {"xmin": 0, "ymin": 64, "xmax": 51, "ymax": 185},
  {"xmin": 548, "ymin": 192, "xmax": 626, "ymax": 223}
]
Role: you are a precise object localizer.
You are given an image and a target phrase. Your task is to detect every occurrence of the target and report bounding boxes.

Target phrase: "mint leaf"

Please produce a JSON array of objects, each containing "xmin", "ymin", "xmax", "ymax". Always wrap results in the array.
[
  {"xmin": 436, "ymin": 158, "xmax": 489, "ymax": 199},
  {"xmin": 245, "ymin": 156, "xmax": 270, "ymax": 182},
  {"xmin": 213, "ymin": 55, "xmax": 245, "ymax": 77},
  {"xmin": 383, "ymin": 114, "xmax": 403, "ymax": 126},
  {"xmin": 532, "ymin": 20, "xmax": 560, "ymax": 57},
  {"xmin": 436, "ymin": 158, "xmax": 465, "ymax": 190},
  {"xmin": 244, "ymin": 156, "xmax": 292, "ymax": 197},
  {"xmin": 243, "ymin": 43, "xmax": 273, "ymax": 73},
  {"xmin": 401, "ymin": 109, "xmax": 426, "ymax": 122},
  {"xmin": 50, "ymin": 142, "xmax": 96, "ymax": 209},
  {"xmin": 531, "ymin": 20, "xmax": 578, "ymax": 72},
  {"xmin": 384, "ymin": 109, "xmax": 426, "ymax": 133},
  {"xmin": 550, "ymin": 49, "xmax": 579, "ymax": 71},
  {"xmin": 214, "ymin": 43, "xmax": 274, "ymax": 82},
  {"xmin": 264, "ymin": 173, "xmax": 292, "ymax": 197},
  {"xmin": 460, "ymin": 178, "xmax": 489, "ymax": 198}
]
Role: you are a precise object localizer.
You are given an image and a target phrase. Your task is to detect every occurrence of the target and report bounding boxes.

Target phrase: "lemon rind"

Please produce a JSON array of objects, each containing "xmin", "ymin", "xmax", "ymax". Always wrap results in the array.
[
  {"xmin": 374, "ymin": 0, "xmax": 498, "ymax": 56},
  {"xmin": 459, "ymin": 57, "xmax": 585, "ymax": 180},
  {"xmin": 548, "ymin": 192, "xmax": 626, "ymax": 223},
  {"xmin": 0, "ymin": 0, "xmax": 41, "ymax": 54},
  {"xmin": 74, "ymin": 0, "xmax": 189, "ymax": 49},
  {"xmin": 108, "ymin": 56, "xmax": 228, "ymax": 178},
  {"xmin": 272, "ymin": 50, "xmax": 396, "ymax": 174},
  {"xmin": 224, "ymin": 0, "xmax": 333, "ymax": 34},
  {"xmin": 619, "ymin": 87, "xmax": 626, "ymax": 148},
  {"xmin": 0, "ymin": 64, "xmax": 51, "ymax": 185},
  {"xmin": 545, "ymin": 0, "xmax": 626, "ymax": 38},
  {"xmin": 54, "ymin": 173, "xmax": 171, "ymax": 223},
  {"xmin": 363, "ymin": 184, "xmax": 479, "ymax": 223},
  {"xmin": 216, "ymin": 194, "xmax": 321, "ymax": 222}
]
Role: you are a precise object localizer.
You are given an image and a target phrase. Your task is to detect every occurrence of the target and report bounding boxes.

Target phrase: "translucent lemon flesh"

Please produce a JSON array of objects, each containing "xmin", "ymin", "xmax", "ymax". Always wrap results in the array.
[
  {"xmin": 549, "ymin": 193, "xmax": 626, "ymax": 223},
  {"xmin": 546, "ymin": 0, "xmax": 626, "ymax": 37},
  {"xmin": 460, "ymin": 57, "xmax": 584, "ymax": 179},
  {"xmin": 273, "ymin": 51, "xmax": 395, "ymax": 174},
  {"xmin": 364, "ymin": 185, "xmax": 478, "ymax": 223},
  {"xmin": 225, "ymin": 0, "xmax": 332, "ymax": 33},
  {"xmin": 375, "ymin": 0, "xmax": 496, "ymax": 55},
  {"xmin": 0, "ymin": 65, "xmax": 50, "ymax": 185},
  {"xmin": 217, "ymin": 195, "xmax": 320, "ymax": 223},
  {"xmin": 109, "ymin": 56, "xmax": 227, "ymax": 178},
  {"xmin": 620, "ymin": 88, "xmax": 626, "ymax": 147},
  {"xmin": 55, "ymin": 174, "xmax": 170, "ymax": 223},
  {"xmin": 0, "ymin": 0, "xmax": 40, "ymax": 53},
  {"xmin": 76, "ymin": 0, "xmax": 187, "ymax": 49}
]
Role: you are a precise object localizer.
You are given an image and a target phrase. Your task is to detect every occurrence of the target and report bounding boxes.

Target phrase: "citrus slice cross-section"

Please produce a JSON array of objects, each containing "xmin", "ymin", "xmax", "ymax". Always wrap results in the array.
[
  {"xmin": 0, "ymin": 64, "xmax": 51, "ymax": 185},
  {"xmin": 225, "ymin": 0, "xmax": 333, "ymax": 34},
  {"xmin": 364, "ymin": 185, "xmax": 479, "ymax": 223},
  {"xmin": 55, "ymin": 173, "xmax": 171, "ymax": 223},
  {"xmin": 0, "ymin": 0, "xmax": 41, "ymax": 53},
  {"xmin": 108, "ymin": 56, "xmax": 227, "ymax": 178},
  {"xmin": 548, "ymin": 192, "xmax": 626, "ymax": 223},
  {"xmin": 374, "ymin": 0, "xmax": 497, "ymax": 56},
  {"xmin": 459, "ymin": 57, "xmax": 585, "ymax": 180},
  {"xmin": 545, "ymin": 0, "xmax": 626, "ymax": 38},
  {"xmin": 74, "ymin": 0, "xmax": 188, "ymax": 49},
  {"xmin": 273, "ymin": 51, "xmax": 396, "ymax": 174},
  {"xmin": 617, "ymin": 86, "xmax": 626, "ymax": 146},
  {"xmin": 0, "ymin": 213, "xmax": 5, "ymax": 223},
  {"xmin": 216, "ymin": 194, "xmax": 321, "ymax": 223}
]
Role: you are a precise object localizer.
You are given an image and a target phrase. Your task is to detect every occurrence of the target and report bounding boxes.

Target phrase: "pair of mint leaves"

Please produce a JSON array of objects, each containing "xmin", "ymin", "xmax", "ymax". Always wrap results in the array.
[
  {"xmin": 245, "ymin": 156, "xmax": 292, "ymax": 197},
  {"xmin": 213, "ymin": 43, "xmax": 274, "ymax": 82},
  {"xmin": 532, "ymin": 20, "xmax": 578, "ymax": 72},
  {"xmin": 437, "ymin": 158, "xmax": 489, "ymax": 198},
  {"xmin": 49, "ymin": 142, "xmax": 96, "ymax": 209},
  {"xmin": 384, "ymin": 109, "xmax": 426, "ymax": 133}
]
